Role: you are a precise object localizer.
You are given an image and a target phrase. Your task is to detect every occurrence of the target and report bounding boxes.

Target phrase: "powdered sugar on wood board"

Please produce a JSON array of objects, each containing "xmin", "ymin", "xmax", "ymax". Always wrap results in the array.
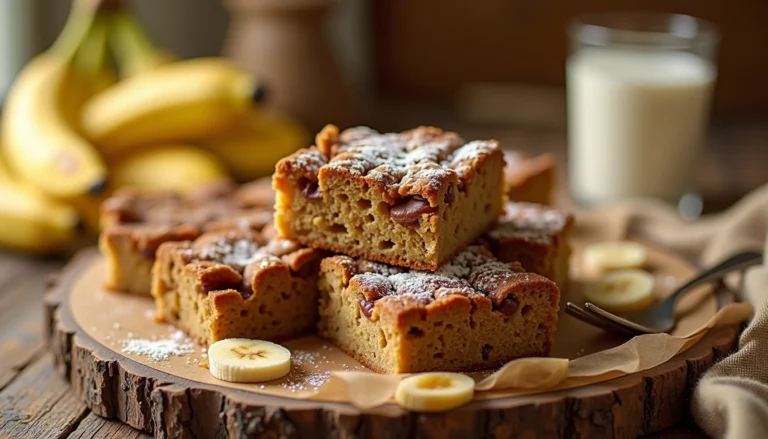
[{"xmin": 120, "ymin": 330, "xmax": 195, "ymax": 362}]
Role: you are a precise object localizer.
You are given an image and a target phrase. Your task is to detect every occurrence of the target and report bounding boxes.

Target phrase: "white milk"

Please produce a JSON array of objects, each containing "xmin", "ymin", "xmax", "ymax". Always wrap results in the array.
[{"xmin": 567, "ymin": 48, "xmax": 716, "ymax": 204}]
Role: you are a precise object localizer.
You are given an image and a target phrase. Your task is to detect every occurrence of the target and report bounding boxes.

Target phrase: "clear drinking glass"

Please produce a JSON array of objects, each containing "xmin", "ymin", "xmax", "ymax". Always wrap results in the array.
[{"xmin": 567, "ymin": 13, "xmax": 719, "ymax": 206}]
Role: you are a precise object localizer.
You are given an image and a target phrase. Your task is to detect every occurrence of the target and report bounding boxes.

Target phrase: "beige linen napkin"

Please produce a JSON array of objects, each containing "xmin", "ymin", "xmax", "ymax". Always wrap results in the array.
[{"xmin": 579, "ymin": 184, "xmax": 768, "ymax": 439}]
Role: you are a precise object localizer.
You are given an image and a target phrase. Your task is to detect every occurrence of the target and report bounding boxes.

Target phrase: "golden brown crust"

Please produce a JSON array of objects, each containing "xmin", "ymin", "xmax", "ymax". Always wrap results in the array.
[
  {"xmin": 275, "ymin": 124, "xmax": 501, "ymax": 205},
  {"xmin": 153, "ymin": 230, "xmax": 324, "ymax": 345},
  {"xmin": 163, "ymin": 230, "xmax": 324, "ymax": 296},
  {"xmin": 318, "ymin": 248, "xmax": 560, "ymax": 373},
  {"xmin": 504, "ymin": 151, "xmax": 555, "ymax": 183},
  {"xmin": 100, "ymin": 178, "xmax": 275, "ymax": 295},
  {"xmin": 483, "ymin": 202, "xmax": 574, "ymax": 289},
  {"xmin": 102, "ymin": 177, "xmax": 274, "ymax": 242},
  {"xmin": 274, "ymin": 125, "xmax": 505, "ymax": 271},
  {"xmin": 324, "ymin": 246, "xmax": 558, "ymax": 321},
  {"xmin": 503, "ymin": 151, "xmax": 556, "ymax": 205},
  {"xmin": 487, "ymin": 202, "xmax": 574, "ymax": 246}
]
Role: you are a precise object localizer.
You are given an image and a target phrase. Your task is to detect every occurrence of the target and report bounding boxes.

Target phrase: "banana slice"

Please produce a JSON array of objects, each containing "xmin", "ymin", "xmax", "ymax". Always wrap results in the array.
[
  {"xmin": 208, "ymin": 338, "xmax": 291, "ymax": 383},
  {"xmin": 583, "ymin": 241, "xmax": 648, "ymax": 272},
  {"xmin": 584, "ymin": 269, "xmax": 656, "ymax": 313},
  {"xmin": 395, "ymin": 372, "xmax": 475, "ymax": 412}
]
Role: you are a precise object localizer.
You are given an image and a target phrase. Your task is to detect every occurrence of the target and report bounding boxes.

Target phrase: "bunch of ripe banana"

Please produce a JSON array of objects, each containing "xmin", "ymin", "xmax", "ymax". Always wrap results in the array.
[{"xmin": 0, "ymin": 0, "xmax": 308, "ymax": 254}]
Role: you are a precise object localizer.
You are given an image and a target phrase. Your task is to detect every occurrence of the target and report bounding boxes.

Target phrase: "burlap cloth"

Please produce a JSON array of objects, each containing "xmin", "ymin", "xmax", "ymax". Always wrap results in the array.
[{"xmin": 578, "ymin": 183, "xmax": 768, "ymax": 439}]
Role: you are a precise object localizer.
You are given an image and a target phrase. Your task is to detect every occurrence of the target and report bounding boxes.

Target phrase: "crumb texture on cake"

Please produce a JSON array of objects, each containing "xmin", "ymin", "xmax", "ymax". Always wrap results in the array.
[
  {"xmin": 273, "ymin": 125, "xmax": 504, "ymax": 271},
  {"xmin": 152, "ymin": 229, "xmax": 322, "ymax": 345},
  {"xmin": 485, "ymin": 202, "xmax": 574, "ymax": 290},
  {"xmin": 100, "ymin": 178, "xmax": 275, "ymax": 295},
  {"xmin": 318, "ymin": 245, "xmax": 560, "ymax": 373}
]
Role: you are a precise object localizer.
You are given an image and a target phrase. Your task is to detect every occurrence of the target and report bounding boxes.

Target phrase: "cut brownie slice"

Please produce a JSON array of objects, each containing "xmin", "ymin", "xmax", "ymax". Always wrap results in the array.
[
  {"xmin": 318, "ymin": 245, "xmax": 560, "ymax": 374},
  {"xmin": 504, "ymin": 151, "xmax": 556, "ymax": 205},
  {"xmin": 274, "ymin": 125, "xmax": 505, "ymax": 271},
  {"xmin": 100, "ymin": 178, "xmax": 274, "ymax": 296},
  {"xmin": 483, "ymin": 202, "xmax": 574, "ymax": 290},
  {"xmin": 152, "ymin": 229, "xmax": 323, "ymax": 346}
]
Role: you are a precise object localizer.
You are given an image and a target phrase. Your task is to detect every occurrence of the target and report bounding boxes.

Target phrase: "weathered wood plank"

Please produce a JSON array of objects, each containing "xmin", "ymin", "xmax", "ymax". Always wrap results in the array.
[
  {"xmin": 67, "ymin": 413, "xmax": 150, "ymax": 439},
  {"xmin": 0, "ymin": 253, "xmax": 63, "ymax": 390},
  {"xmin": 0, "ymin": 354, "xmax": 88, "ymax": 439}
]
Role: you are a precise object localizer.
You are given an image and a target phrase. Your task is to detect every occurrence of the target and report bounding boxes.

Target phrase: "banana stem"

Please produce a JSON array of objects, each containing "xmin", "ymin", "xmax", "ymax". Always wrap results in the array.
[
  {"xmin": 49, "ymin": 0, "xmax": 101, "ymax": 61},
  {"xmin": 73, "ymin": 13, "xmax": 110, "ymax": 76},
  {"xmin": 109, "ymin": 9, "xmax": 168, "ymax": 76},
  {"xmin": 49, "ymin": 0, "xmax": 125, "ymax": 62}
]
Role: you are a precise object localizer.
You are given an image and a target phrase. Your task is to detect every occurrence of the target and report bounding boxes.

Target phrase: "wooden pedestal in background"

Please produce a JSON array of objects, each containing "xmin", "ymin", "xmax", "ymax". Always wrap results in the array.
[{"xmin": 223, "ymin": 0, "xmax": 356, "ymax": 132}]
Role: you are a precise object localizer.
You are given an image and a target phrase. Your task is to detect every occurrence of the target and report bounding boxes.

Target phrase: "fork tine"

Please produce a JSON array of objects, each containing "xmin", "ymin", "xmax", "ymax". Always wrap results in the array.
[
  {"xmin": 565, "ymin": 302, "xmax": 639, "ymax": 335},
  {"xmin": 583, "ymin": 302, "xmax": 659, "ymax": 334}
]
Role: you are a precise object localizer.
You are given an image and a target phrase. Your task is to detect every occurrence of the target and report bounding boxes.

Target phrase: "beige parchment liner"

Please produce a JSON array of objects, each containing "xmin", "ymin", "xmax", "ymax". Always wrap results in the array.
[{"xmin": 70, "ymin": 234, "xmax": 753, "ymax": 410}]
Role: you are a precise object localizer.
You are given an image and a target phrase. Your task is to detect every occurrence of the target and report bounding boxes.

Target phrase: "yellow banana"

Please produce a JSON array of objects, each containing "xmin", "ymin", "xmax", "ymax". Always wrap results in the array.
[
  {"xmin": 1, "ymin": 2, "xmax": 109, "ymax": 199},
  {"xmin": 81, "ymin": 58, "xmax": 265, "ymax": 154},
  {"xmin": 110, "ymin": 145, "xmax": 228, "ymax": 194},
  {"xmin": 0, "ymin": 159, "xmax": 79, "ymax": 253},
  {"xmin": 201, "ymin": 110, "xmax": 309, "ymax": 181}
]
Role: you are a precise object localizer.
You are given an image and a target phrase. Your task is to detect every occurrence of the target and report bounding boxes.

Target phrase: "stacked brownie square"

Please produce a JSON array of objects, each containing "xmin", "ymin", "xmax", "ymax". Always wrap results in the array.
[
  {"xmin": 100, "ymin": 178, "xmax": 275, "ymax": 296},
  {"xmin": 101, "ymin": 124, "xmax": 573, "ymax": 374},
  {"xmin": 273, "ymin": 125, "xmax": 567, "ymax": 373}
]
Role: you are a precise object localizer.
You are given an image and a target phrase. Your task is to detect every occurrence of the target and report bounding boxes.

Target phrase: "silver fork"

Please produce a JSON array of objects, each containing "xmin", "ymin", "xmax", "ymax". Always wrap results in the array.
[{"xmin": 566, "ymin": 250, "xmax": 763, "ymax": 335}]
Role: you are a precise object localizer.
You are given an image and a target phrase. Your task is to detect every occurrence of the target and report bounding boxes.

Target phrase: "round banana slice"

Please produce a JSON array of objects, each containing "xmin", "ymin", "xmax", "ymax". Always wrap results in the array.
[
  {"xmin": 583, "ymin": 241, "xmax": 648, "ymax": 272},
  {"xmin": 395, "ymin": 372, "xmax": 475, "ymax": 412},
  {"xmin": 208, "ymin": 338, "xmax": 291, "ymax": 383},
  {"xmin": 584, "ymin": 269, "xmax": 656, "ymax": 313}
]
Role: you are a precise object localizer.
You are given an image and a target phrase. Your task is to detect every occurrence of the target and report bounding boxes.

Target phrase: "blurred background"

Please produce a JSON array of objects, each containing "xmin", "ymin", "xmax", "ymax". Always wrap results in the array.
[
  {"xmin": 52, "ymin": 0, "xmax": 766, "ymax": 207},
  {"xmin": 0, "ymin": 0, "xmax": 766, "ymax": 255}
]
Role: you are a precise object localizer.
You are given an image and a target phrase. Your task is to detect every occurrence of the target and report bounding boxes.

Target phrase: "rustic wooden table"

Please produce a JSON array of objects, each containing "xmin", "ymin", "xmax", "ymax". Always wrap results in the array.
[{"xmin": 1, "ymin": 119, "xmax": 764, "ymax": 438}]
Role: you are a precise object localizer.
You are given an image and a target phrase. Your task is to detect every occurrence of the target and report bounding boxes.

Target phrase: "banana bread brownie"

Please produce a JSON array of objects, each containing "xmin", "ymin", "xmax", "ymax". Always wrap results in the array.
[
  {"xmin": 504, "ymin": 151, "xmax": 556, "ymax": 205},
  {"xmin": 274, "ymin": 124, "xmax": 505, "ymax": 271},
  {"xmin": 152, "ymin": 229, "xmax": 323, "ymax": 346},
  {"xmin": 100, "ymin": 178, "xmax": 274, "ymax": 296},
  {"xmin": 483, "ymin": 202, "xmax": 573, "ymax": 290},
  {"xmin": 318, "ymin": 245, "xmax": 560, "ymax": 373}
]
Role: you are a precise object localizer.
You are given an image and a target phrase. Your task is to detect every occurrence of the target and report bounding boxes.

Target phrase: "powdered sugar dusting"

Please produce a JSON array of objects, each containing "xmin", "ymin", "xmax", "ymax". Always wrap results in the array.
[
  {"xmin": 120, "ymin": 330, "xmax": 195, "ymax": 362},
  {"xmin": 105, "ymin": 179, "xmax": 273, "ymax": 232},
  {"xmin": 487, "ymin": 202, "xmax": 571, "ymax": 244},
  {"xmin": 352, "ymin": 246, "xmax": 525, "ymax": 303},
  {"xmin": 388, "ymin": 272, "xmax": 459, "ymax": 301},
  {"xmin": 181, "ymin": 232, "xmax": 308, "ymax": 274},
  {"xmin": 292, "ymin": 126, "xmax": 498, "ymax": 195},
  {"xmin": 280, "ymin": 349, "xmax": 332, "ymax": 392},
  {"xmin": 449, "ymin": 140, "xmax": 499, "ymax": 179},
  {"xmin": 289, "ymin": 148, "xmax": 326, "ymax": 175},
  {"xmin": 182, "ymin": 234, "xmax": 262, "ymax": 270}
]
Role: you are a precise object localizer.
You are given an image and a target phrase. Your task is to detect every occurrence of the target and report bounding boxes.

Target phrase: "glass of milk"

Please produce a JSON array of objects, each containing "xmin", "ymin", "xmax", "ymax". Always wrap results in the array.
[{"xmin": 567, "ymin": 13, "xmax": 719, "ymax": 206}]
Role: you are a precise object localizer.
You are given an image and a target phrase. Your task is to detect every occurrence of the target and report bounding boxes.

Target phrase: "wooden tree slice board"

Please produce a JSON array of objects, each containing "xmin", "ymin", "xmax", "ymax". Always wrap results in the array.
[{"xmin": 45, "ymin": 248, "xmax": 740, "ymax": 439}]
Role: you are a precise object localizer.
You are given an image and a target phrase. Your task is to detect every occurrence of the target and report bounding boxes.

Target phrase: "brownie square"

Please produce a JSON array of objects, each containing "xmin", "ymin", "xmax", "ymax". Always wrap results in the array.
[
  {"xmin": 317, "ymin": 245, "xmax": 560, "ymax": 373},
  {"xmin": 273, "ymin": 125, "xmax": 505, "ymax": 271},
  {"xmin": 152, "ymin": 229, "xmax": 323, "ymax": 345},
  {"xmin": 99, "ymin": 178, "xmax": 274, "ymax": 295},
  {"xmin": 484, "ymin": 202, "xmax": 574, "ymax": 290}
]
